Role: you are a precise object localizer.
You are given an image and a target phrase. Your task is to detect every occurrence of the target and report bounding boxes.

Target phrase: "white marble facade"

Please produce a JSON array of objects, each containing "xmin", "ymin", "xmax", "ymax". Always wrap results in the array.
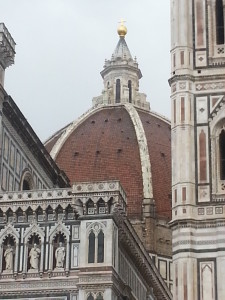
[
  {"xmin": 170, "ymin": 0, "xmax": 225, "ymax": 299},
  {"xmin": 0, "ymin": 182, "xmax": 171, "ymax": 300}
]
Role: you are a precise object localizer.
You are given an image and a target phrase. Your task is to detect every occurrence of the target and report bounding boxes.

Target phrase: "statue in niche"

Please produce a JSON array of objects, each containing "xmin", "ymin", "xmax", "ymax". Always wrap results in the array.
[
  {"xmin": 55, "ymin": 242, "xmax": 65, "ymax": 268},
  {"xmin": 29, "ymin": 243, "xmax": 40, "ymax": 269},
  {"xmin": 4, "ymin": 244, "xmax": 13, "ymax": 271}
]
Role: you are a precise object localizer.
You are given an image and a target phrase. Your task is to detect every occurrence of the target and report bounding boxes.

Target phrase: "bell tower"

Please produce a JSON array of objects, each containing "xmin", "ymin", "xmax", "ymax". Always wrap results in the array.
[{"xmin": 170, "ymin": 0, "xmax": 225, "ymax": 299}]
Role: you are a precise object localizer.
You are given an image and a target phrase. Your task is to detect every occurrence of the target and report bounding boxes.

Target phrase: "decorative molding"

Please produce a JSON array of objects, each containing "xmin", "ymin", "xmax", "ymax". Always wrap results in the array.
[
  {"xmin": 195, "ymin": 82, "xmax": 225, "ymax": 91},
  {"xmin": 0, "ymin": 224, "xmax": 20, "ymax": 243},
  {"xmin": 49, "ymin": 221, "xmax": 70, "ymax": 242},
  {"xmin": 0, "ymin": 278, "xmax": 79, "ymax": 291}
]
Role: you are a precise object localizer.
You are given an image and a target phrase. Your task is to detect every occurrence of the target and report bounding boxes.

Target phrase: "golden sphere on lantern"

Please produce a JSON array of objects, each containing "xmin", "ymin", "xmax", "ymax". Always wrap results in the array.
[{"xmin": 117, "ymin": 20, "xmax": 127, "ymax": 37}]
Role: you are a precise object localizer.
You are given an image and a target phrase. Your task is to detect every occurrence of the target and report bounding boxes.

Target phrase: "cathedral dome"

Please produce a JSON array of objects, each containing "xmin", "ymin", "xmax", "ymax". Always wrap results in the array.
[
  {"xmin": 45, "ymin": 27, "xmax": 171, "ymax": 221},
  {"xmin": 45, "ymin": 105, "xmax": 171, "ymax": 220}
]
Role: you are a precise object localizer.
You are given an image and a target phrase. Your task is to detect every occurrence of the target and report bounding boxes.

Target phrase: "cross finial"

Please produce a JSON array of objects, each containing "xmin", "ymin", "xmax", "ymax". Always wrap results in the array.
[{"xmin": 119, "ymin": 18, "xmax": 126, "ymax": 26}]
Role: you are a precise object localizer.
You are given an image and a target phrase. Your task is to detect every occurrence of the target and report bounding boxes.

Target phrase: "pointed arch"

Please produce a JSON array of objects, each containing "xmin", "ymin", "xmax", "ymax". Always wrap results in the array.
[
  {"xmin": 56, "ymin": 205, "xmax": 63, "ymax": 214},
  {"xmin": 97, "ymin": 230, "xmax": 104, "ymax": 263},
  {"xmin": 97, "ymin": 198, "xmax": 106, "ymax": 214},
  {"xmin": 24, "ymin": 223, "xmax": 45, "ymax": 244},
  {"xmin": 26, "ymin": 206, "xmax": 33, "ymax": 215},
  {"xmin": 20, "ymin": 169, "xmax": 35, "ymax": 191},
  {"xmin": 87, "ymin": 222, "xmax": 106, "ymax": 264},
  {"xmin": 49, "ymin": 222, "xmax": 70, "ymax": 243},
  {"xmin": 65, "ymin": 204, "xmax": 75, "ymax": 219},
  {"xmin": 0, "ymin": 224, "xmax": 19, "ymax": 244},
  {"xmin": 87, "ymin": 294, "xmax": 94, "ymax": 300},
  {"xmin": 96, "ymin": 293, "xmax": 104, "ymax": 300},
  {"xmin": 88, "ymin": 230, "xmax": 95, "ymax": 263},
  {"xmin": 16, "ymin": 207, "xmax": 24, "ymax": 222},
  {"xmin": 46, "ymin": 205, "xmax": 54, "ymax": 221},
  {"xmin": 86, "ymin": 199, "xmax": 95, "ymax": 215}
]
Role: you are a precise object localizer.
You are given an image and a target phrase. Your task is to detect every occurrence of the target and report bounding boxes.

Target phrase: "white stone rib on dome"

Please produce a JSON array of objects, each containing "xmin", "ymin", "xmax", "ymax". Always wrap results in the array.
[
  {"xmin": 124, "ymin": 104, "xmax": 153, "ymax": 200},
  {"xmin": 49, "ymin": 106, "xmax": 100, "ymax": 160},
  {"xmin": 49, "ymin": 103, "xmax": 154, "ymax": 210}
]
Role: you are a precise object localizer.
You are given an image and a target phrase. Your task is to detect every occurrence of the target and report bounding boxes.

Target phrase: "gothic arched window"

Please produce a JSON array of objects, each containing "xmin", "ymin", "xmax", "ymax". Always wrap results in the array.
[
  {"xmin": 128, "ymin": 80, "xmax": 132, "ymax": 103},
  {"xmin": 216, "ymin": 0, "xmax": 224, "ymax": 45},
  {"xmin": 96, "ymin": 293, "xmax": 104, "ymax": 300},
  {"xmin": 116, "ymin": 79, "xmax": 121, "ymax": 103},
  {"xmin": 97, "ymin": 230, "xmax": 104, "ymax": 263},
  {"xmin": 88, "ymin": 231, "xmax": 95, "ymax": 263},
  {"xmin": 20, "ymin": 170, "xmax": 34, "ymax": 191},
  {"xmin": 87, "ymin": 294, "xmax": 94, "ymax": 300},
  {"xmin": 219, "ymin": 129, "xmax": 225, "ymax": 179}
]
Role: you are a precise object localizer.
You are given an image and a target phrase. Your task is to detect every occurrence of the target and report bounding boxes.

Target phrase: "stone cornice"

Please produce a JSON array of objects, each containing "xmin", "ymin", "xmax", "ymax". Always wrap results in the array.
[
  {"xmin": 0, "ymin": 181, "xmax": 127, "ymax": 215},
  {"xmin": 113, "ymin": 210, "xmax": 172, "ymax": 300},
  {"xmin": 169, "ymin": 74, "xmax": 225, "ymax": 86},
  {"xmin": 100, "ymin": 64, "xmax": 142, "ymax": 80},
  {"xmin": 170, "ymin": 218, "xmax": 225, "ymax": 230},
  {"xmin": 72, "ymin": 180, "xmax": 127, "ymax": 204}
]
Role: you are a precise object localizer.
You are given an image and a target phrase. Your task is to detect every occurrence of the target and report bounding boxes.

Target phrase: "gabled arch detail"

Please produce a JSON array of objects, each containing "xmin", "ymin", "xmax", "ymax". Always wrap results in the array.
[
  {"xmin": 0, "ymin": 224, "xmax": 20, "ymax": 244},
  {"xmin": 23, "ymin": 223, "xmax": 45, "ymax": 243},
  {"xmin": 49, "ymin": 221, "xmax": 70, "ymax": 243}
]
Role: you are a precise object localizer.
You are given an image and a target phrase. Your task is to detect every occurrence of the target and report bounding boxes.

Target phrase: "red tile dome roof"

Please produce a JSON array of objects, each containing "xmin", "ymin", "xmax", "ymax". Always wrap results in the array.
[{"xmin": 45, "ymin": 105, "xmax": 171, "ymax": 220}]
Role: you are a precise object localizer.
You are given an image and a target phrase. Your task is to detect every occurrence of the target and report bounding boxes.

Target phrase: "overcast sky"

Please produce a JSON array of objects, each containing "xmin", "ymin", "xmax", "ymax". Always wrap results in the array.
[{"xmin": 1, "ymin": 0, "xmax": 171, "ymax": 141}]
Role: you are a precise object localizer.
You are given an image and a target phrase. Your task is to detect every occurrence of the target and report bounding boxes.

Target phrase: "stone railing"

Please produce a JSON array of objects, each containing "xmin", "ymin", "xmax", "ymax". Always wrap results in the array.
[
  {"xmin": 0, "ymin": 181, "xmax": 127, "ymax": 216},
  {"xmin": 73, "ymin": 180, "xmax": 127, "ymax": 203},
  {"xmin": 0, "ymin": 188, "xmax": 72, "ymax": 202}
]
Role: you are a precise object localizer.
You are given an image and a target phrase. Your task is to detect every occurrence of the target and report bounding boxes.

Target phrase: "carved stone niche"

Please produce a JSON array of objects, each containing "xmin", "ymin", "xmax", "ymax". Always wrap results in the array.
[
  {"xmin": 53, "ymin": 233, "xmax": 66, "ymax": 272},
  {"xmin": 27, "ymin": 235, "xmax": 41, "ymax": 273},
  {"xmin": 2, "ymin": 236, "xmax": 15, "ymax": 274}
]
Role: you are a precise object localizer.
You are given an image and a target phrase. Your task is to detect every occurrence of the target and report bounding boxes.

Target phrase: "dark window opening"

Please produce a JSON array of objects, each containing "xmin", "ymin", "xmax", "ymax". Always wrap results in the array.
[
  {"xmin": 128, "ymin": 80, "xmax": 132, "ymax": 103},
  {"xmin": 216, "ymin": 0, "xmax": 224, "ymax": 45},
  {"xmin": 87, "ymin": 199, "xmax": 95, "ymax": 215},
  {"xmin": 220, "ymin": 129, "xmax": 225, "ymax": 179},
  {"xmin": 87, "ymin": 295, "xmax": 94, "ymax": 300},
  {"xmin": 199, "ymin": 130, "xmax": 207, "ymax": 181},
  {"xmin": 88, "ymin": 231, "xmax": 95, "ymax": 263},
  {"xmin": 116, "ymin": 79, "xmax": 121, "ymax": 103},
  {"xmin": 97, "ymin": 230, "xmax": 104, "ymax": 263},
  {"xmin": 23, "ymin": 179, "xmax": 30, "ymax": 190},
  {"xmin": 97, "ymin": 199, "xmax": 105, "ymax": 214}
]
